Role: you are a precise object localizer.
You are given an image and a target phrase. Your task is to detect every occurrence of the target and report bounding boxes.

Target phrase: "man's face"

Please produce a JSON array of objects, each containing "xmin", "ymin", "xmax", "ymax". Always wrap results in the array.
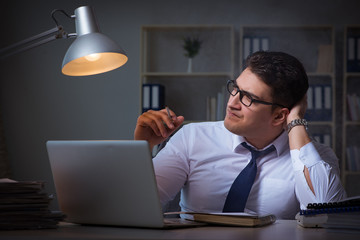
[{"xmin": 224, "ymin": 68, "xmax": 275, "ymax": 141}]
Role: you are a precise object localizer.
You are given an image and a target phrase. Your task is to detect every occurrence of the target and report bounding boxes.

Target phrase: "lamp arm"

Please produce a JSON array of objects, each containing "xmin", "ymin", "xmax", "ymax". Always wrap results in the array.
[{"xmin": 0, "ymin": 25, "xmax": 67, "ymax": 60}]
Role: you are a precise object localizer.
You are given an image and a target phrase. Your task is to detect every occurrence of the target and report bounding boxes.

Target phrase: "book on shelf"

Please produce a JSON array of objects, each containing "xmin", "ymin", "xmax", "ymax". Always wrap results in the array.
[
  {"xmin": 316, "ymin": 44, "xmax": 333, "ymax": 73},
  {"xmin": 206, "ymin": 86, "xmax": 227, "ymax": 121},
  {"xmin": 165, "ymin": 211, "xmax": 276, "ymax": 227},
  {"xmin": 347, "ymin": 93, "xmax": 360, "ymax": 121},
  {"xmin": 142, "ymin": 83, "xmax": 165, "ymax": 112},
  {"xmin": 347, "ymin": 36, "xmax": 360, "ymax": 72},
  {"xmin": 346, "ymin": 146, "xmax": 360, "ymax": 171},
  {"xmin": 243, "ymin": 36, "xmax": 269, "ymax": 61},
  {"xmin": 296, "ymin": 196, "xmax": 360, "ymax": 230},
  {"xmin": 312, "ymin": 133, "xmax": 331, "ymax": 147},
  {"xmin": 206, "ymin": 96, "xmax": 217, "ymax": 121},
  {"xmin": 305, "ymin": 84, "xmax": 332, "ymax": 121}
]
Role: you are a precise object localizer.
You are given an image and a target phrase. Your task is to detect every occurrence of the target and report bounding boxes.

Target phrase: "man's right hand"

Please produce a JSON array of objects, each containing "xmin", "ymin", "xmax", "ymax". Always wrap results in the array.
[{"xmin": 134, "ymin": 108, "xmax": 184, "ymax": 150}]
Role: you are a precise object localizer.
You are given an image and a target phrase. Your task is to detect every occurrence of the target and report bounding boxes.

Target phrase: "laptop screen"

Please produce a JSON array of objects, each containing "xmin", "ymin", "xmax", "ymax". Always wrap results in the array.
[{"xmin": 46, "ymin": 140, "xmax": 166, "ymax": 228}]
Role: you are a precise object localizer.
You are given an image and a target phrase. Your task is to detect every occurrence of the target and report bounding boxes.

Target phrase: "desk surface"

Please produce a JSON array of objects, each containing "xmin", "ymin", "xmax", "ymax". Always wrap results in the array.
[{"xmin": 0, "ymin": 220, "xmax": 359, "ymax": 240}]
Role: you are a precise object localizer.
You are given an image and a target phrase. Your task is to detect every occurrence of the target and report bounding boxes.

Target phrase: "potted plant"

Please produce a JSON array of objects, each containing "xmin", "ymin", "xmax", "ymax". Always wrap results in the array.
[{"xmin": 183, "ymin": 37, "xmax": 202, "ymax": 73}]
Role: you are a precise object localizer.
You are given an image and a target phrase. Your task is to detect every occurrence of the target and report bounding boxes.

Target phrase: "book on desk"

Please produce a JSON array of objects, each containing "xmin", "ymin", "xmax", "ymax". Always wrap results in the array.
[
  {"xmin": 296, "ymin": 196, "xmax": 360, "ymax": 230},
  {"xmin": 164, "ymin": 212, "xmax": 276, "ymax": 227}
]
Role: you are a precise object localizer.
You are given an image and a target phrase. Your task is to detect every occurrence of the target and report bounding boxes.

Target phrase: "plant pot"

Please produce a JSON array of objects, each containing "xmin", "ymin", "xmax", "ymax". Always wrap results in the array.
[{"xmin": 187, "ymin": 58, "xmax": 193, "ymax": 73}]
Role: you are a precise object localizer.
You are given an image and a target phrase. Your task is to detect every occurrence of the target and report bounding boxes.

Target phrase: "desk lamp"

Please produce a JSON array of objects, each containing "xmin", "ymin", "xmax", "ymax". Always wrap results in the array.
[{"xmin": 0, "ymin": 6, "xmax": 128, "ymax": 76}]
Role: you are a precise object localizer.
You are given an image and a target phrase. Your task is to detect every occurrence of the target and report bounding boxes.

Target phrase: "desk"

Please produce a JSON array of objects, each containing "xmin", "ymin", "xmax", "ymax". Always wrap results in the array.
[{"xmin": 0, "ymin": 220, "xmax": 359, "ymax": 240}]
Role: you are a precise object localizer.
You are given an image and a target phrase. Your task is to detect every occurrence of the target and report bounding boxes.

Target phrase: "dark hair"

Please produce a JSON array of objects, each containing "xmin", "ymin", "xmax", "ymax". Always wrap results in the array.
[{"xmin": 245, "ymin": 51, "xmax": 309, "ymax": 110}]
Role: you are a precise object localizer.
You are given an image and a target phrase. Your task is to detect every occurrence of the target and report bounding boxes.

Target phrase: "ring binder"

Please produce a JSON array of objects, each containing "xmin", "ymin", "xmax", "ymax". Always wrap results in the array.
[{"xmin": 296, "ymin": 196, "xmax": 360, "ymax": 229}]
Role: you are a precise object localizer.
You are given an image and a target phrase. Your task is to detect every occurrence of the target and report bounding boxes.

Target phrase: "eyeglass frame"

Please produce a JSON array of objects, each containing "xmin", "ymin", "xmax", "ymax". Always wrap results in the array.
[{"xmin": 226, "ymin": 80, "xmax": 287, "ymax": 108}]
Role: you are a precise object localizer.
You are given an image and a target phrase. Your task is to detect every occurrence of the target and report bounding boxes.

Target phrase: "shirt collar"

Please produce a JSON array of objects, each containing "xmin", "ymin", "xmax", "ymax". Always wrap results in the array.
[
  {"xmin": 271, "ymin": 130, "xmax": 289, "ymax": 156},
  {"xmin": 231, "ymin": 130, "xmax": 289, "ymax": 157},
  {"xmin": 232, "ymin": 134, "xmax": 246, "ymax": 152}
]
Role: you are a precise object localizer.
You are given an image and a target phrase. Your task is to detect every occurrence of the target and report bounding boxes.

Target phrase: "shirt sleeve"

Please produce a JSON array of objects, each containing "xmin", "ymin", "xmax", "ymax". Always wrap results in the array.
[
  {"xmin": 290, "ymin": 141, "xmax": 347, "ymax": 209},
  {"xmin": 152, "ymin": 128, "xmax": 190, "ymax": 206}
]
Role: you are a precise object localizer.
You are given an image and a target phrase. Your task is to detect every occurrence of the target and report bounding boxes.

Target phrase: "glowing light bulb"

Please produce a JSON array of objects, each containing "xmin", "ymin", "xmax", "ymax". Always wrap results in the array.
[{"xmin": 85, "ymin": 53, "xmax": 101, "ymax": 61}]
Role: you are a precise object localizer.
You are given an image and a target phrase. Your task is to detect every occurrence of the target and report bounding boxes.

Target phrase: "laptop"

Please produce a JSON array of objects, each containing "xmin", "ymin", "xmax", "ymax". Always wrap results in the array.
[{"xmin": 46, "ymin": 140, "xmax": 203, "ymax": 228}]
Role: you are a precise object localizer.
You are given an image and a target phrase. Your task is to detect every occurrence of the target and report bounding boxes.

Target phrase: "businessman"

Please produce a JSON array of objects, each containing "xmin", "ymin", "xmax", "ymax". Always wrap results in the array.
[{"xmin": 134, "ymin": 51, "xmax": 346, "ymax": 219}]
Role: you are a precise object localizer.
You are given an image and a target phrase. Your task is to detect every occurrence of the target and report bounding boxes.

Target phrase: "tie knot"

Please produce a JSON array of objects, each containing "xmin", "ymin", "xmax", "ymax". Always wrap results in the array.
[{"xmin": 241, "ymin": 142, "xmax": 275, "ymax": 161}]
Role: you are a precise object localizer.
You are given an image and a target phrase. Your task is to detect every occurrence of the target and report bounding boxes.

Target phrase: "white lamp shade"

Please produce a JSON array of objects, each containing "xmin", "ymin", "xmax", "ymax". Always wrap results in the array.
[
  {"xmin": 61, "ymin": 32, "xmax": 128, "ymax": 76},
  {"xmin": 61, "ymin": 6, "xmax": 127, "ymax": 76}
]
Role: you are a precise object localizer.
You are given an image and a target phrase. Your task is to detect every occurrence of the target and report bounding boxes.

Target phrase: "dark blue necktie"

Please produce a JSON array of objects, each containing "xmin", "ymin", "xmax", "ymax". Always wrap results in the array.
[{"xmin": 223, "ymin": 142, "xmax": 275, "ymax": 212}]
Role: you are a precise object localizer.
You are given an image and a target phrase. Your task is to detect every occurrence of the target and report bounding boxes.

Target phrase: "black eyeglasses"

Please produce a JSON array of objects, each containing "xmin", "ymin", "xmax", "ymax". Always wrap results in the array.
[{"xmin": 226, "ymin": 80, "xmax": 286, "ymax": 108}]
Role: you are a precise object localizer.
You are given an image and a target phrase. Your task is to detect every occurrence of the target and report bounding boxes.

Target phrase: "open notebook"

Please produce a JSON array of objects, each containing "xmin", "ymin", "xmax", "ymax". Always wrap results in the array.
[{"xmin": 46, "ymin": 140, "xmax": 203, "ymax": 228}]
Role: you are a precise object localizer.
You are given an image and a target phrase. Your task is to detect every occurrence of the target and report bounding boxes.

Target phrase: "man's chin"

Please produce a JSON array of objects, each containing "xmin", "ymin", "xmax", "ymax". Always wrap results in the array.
[{"xmin": 224, "ymin": 118, "xmax": 241, "ymax": 135}]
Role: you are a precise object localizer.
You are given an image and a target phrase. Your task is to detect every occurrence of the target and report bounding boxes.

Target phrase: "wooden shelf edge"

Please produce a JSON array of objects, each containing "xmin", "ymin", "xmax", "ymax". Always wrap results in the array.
[
  {"xmin": 344, "ymin": 121, "xmax": 360, "ymax": 126},
  {"xmin": 343, "ymin": 171, "xmax": 360, "ymax": 176},
  {"xmin": 142, "ymin": 72, "xmax": 234, "ymax": 77},
  {"xmin": 308, "ymin": 121, "xmax": 334, "ymax": 126}
]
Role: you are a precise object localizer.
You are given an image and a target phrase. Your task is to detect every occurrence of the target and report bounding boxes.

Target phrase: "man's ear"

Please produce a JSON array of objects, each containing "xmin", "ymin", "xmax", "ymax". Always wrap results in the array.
[{"xmin": 272, "ymin": 108, "xmax": 289, "ymax": 127}]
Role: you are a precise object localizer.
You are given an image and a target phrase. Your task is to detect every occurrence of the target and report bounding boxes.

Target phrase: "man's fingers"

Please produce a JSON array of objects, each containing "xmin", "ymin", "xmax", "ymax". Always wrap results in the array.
[{"xmin": 141, "ymin": 110, "xmax": 170, "ymax": 138}]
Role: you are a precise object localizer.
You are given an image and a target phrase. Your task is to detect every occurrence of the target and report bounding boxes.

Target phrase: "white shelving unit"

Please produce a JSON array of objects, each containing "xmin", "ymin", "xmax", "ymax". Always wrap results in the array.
[{"xmin": 342, "ymin": 25, "xmax": 360, "ymax": 196}]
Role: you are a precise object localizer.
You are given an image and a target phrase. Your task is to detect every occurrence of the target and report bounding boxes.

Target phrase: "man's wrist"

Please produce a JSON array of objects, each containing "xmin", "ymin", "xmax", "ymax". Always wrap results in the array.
[{"xmin": 287, "ymin": 119, "xmax": 308, "ymax": 133}]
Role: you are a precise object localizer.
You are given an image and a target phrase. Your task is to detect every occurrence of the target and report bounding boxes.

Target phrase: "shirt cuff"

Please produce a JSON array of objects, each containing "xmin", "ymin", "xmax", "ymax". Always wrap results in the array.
[
  {"xmin": 290, "ymin": 142, "xmax": 323, "ymax": 172},
  {"xmin": 290, "ymin": 148, "xmax": 304, "ymax": 172},
  {"xmin": 298, "ymin": 142, "xmax": 322, "ymax": 168}
]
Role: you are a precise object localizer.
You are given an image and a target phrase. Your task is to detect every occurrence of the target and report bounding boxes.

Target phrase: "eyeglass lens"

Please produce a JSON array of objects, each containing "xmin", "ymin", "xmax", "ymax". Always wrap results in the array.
[{"xmin": 227, "ymin": 80, "xmax": 253, "ymax": 107}]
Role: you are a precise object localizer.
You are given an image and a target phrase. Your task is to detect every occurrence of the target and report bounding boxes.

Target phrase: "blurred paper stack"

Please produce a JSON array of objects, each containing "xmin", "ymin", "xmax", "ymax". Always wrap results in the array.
[{"xmin": 0, "ymin": 178, "xmax": 64, "ymax": 230}]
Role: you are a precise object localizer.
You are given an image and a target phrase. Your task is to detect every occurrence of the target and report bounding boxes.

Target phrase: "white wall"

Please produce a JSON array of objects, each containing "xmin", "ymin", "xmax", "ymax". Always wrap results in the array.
[{"xmin": 1, "ymin": 0, "xmax": 359, "ymax": 208}]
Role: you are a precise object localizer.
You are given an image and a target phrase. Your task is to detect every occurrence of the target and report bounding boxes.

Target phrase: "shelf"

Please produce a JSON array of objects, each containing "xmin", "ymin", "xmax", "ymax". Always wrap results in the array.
[
  {"xmin": 345, "ymin": 72, "xmax": 360, "ymax": 77},
  {"xmin": 141, "ymin": 24, "xmax": 234, "ymax": 74},
  {"xmin": 342, "ymin": 25, "xmax": 360, "ymax": 196},
  {"xmin": 142, "ymin": 72, "xmax": 233, "ymax": 77},
  {"xmin": 344, "ymin": 121, "xmax": 360, "ymax": 126},
  {"xmin": 142, "ymin": 24, "xmax": 235, "ymax": 30},
  {"xmin": 240, "ymin": 25, "xmax": 334, "ymax": 73},
  {"xmin": 308, "ymin": 121, "xmax": 334, "ymax": 126},
  {"xmin": 140, "ymin": 24, "xmax": 234, "ymax": 121},
  {"xmin": 344, "ymin": 171, "xmax": 360, "ymax": 175},
  {"xmin": 141, "ymin": 71, "xmax": 335, "ymax": 79},
  {"xmin": 307, "ymin": 72, "xmax": 334, "ymax": 77}
]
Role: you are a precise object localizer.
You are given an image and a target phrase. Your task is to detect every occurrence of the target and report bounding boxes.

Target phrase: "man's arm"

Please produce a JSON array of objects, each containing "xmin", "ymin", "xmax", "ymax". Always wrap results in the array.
[
  {"xmin": 134, "ymin": 109, "xmax": 187, "ymax": 206},
  {"xmin": 287, "ymin": 96, "xmax": 346, "ymax": 206},
  {"xmin": 286, "ymin": 96, "xmax": 314, "ymax": 194}
]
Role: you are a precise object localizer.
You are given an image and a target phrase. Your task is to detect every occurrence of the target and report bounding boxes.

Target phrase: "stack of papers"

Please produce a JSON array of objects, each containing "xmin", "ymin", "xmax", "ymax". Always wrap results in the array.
[{"xmin": 0, "ymin": 178, "xmax": 64, "ymax": 230}]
